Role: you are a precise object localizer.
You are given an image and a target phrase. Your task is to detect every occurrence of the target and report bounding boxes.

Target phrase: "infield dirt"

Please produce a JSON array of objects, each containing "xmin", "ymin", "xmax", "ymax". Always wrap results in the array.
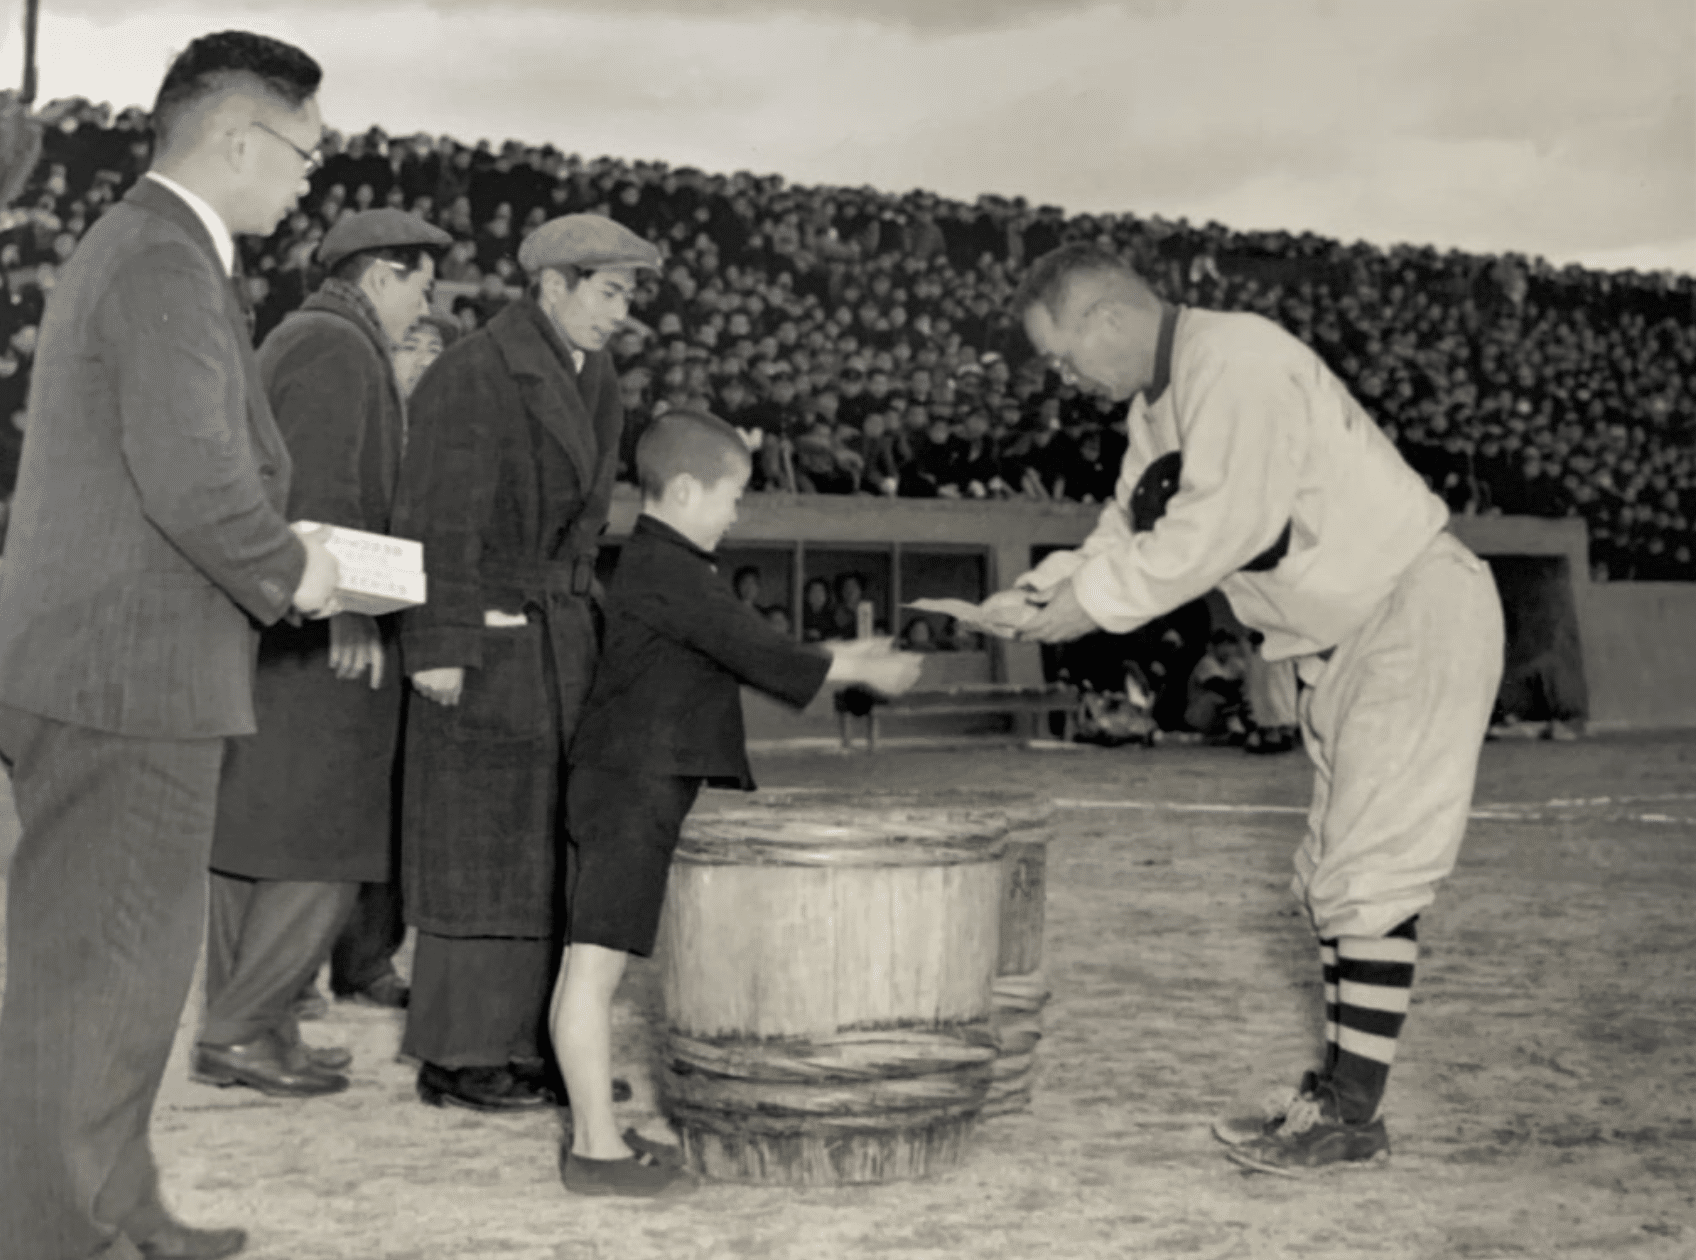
[{"xmin": 2, "ymin": 732, "xmax": 1692, "ymax": 1259}]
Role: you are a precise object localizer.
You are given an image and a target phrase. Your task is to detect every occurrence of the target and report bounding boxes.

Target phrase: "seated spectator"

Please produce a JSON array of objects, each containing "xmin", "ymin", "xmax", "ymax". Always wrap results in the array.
[
  {"xmin": 831, "ymin": 571, "xmax": 867, "ymax": 639},
  {"xmin": 1185, "ymin": 630, "xmax": 1249, "ymax": 742},
  {"xmin": 899, "ymin": 617, "xmax": 937, "ymax": 652},
  {"xmin": 762, "ymin": 604, "xmax": 793, "ymax": 637},
  {"xmin": 800, "ymin": 577, "xmax": 834, "ymax": 643},
  {"xmin": 733, "ymin": 565, "xmax": 762, "ymax": 606}
]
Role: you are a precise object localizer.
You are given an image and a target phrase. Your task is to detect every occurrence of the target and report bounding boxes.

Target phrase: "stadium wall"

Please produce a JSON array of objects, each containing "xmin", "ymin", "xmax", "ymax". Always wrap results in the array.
[{"xmin": 602, "ymin": 488, "xmax": 1696, "ymax": 735}]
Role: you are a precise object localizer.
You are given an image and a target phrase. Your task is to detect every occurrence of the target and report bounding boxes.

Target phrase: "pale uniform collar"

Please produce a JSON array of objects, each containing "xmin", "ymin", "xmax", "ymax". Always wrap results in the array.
[{"xmin": 145, "ymin": 171, "xmax": 236, "ymax": 277}]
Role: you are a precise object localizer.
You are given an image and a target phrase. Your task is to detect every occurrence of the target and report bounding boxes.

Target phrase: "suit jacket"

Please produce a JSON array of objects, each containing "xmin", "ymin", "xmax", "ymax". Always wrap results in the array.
[
  {"xmin": 392, "ymin": 295, "xmax": 621, "ymax": 936},
  {"xmin": 570, "ymin": 514, "xmax": 831, "ymax": 789},
  {"xmin": 0, "ymin": 177, "xmax": 303, "ymax": 739}
]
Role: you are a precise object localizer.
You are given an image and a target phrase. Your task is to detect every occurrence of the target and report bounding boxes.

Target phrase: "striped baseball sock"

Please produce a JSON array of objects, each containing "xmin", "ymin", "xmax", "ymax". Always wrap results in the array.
[
  {"xmin": 1330, "ymin": 916, "xmax": 1419, "ymax": 1124},
  {"xmin": 1319, "ymin": 937, "xmax": 1340, "ymax": 1077}
]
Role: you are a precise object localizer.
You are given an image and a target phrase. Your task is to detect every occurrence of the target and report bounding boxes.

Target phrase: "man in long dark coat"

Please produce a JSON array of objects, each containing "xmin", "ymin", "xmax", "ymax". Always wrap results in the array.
[
  {"xmin": 196, "ymin": 209, "xmax": 450, "ymax": 1097},
  {"xmin": 393, "ymin": 214, "xmax": 660, "ymax": 1111}
]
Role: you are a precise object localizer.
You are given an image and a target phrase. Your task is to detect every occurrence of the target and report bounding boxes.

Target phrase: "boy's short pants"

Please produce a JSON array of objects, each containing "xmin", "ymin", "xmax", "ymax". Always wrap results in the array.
[{"xmin": 564, "ymin": 765, "xmax": 702, "ymax": 958}]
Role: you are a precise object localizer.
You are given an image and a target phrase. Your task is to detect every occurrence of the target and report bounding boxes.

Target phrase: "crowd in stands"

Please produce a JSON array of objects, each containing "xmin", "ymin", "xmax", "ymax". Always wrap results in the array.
[{"xmin": 1, "ymin": 98, "xmax": 1692, "ymax": 580}]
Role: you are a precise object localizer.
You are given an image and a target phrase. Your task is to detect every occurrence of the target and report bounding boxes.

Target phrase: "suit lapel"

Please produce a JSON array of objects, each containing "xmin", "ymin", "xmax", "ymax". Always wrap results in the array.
[
  {"xmin": 125, "ymin": 178, "xmax": 292, "ymax": 511},
  {"xmin": 491, "ymin": 300, "xmax": 599, "ymax": 491}
]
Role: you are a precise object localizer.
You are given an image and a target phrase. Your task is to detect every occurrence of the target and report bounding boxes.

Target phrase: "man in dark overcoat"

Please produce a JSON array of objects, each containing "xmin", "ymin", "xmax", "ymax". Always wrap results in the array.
[
  {"xmin": 0, "ymin": 32, "xmax": 339, "ymax": 1260},
  {"xmin": 197, "ymin": 209, "xmax": 450, "ymax": 1098},
  {"xmin": 393, "ymin": 214, "xmax": 660, "ymax": 1111}
]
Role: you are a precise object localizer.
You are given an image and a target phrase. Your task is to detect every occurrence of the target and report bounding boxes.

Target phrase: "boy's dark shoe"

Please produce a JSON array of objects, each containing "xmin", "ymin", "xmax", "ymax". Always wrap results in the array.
[
  {"xmin": 622, "ymin": 1126, "xmax": 686, "ymax": 1168},
  {"xmin": 559, "ymin": 1147, "xmax": 696, "ymax": 1198},
  {"xmin": 416, "ymin": 1062, "xmax": 551, "ymax": 1112}
]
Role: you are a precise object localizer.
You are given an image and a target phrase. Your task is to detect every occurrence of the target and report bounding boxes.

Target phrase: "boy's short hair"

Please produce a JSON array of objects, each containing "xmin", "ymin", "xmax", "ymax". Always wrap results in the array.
[{"xmin": 636, "ymin": 408, "xmax": 750, "ymax": 499}]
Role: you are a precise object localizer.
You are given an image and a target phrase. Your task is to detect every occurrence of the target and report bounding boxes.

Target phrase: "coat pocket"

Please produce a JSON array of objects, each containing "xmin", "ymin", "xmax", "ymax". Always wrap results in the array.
[{"xmin": 447, "ymin": 621, "xmax": 551, "ymax": 741}]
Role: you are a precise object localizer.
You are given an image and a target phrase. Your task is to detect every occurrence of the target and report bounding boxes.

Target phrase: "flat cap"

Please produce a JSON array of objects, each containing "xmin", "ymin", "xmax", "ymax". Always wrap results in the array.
[
  {"xmin": 317, "ymin": 209, "xmax": 453, "ymax": 272},
  {"xmin": 517, "ymin": 213, "xmax": 661, "ymax": 275}
]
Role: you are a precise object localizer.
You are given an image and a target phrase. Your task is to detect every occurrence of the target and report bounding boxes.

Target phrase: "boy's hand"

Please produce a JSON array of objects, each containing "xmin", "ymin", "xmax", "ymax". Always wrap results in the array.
[{"xmin": 823, "ymin": 637, "xmax": 922, "ymax": 697}]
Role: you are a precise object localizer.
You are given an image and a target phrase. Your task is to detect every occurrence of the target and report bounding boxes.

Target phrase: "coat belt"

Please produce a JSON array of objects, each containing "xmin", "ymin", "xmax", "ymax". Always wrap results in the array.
[{"xmin": 483, "ymin": 556, "xmax": 596, "ymax": 600}]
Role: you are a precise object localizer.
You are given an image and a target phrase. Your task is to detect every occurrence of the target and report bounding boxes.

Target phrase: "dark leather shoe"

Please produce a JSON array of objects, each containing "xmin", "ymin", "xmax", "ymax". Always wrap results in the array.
[
  {"xmin": 334, "ymin": 970, "xmax": 409, "ymax": 1009},
  {"xmin": 507, "ymin": 1057, "xmax": 631, "ymax": 1106},
  {"xmin": 193, "ymin": 1031, "xmax": 348, "ymax": 1098},
  {"xmin": 136, "ymin": 1221, "xmax": 247, "ymax": 1259},
  {"xmin": 416, "ymin": 1061, "xmax": 550, "ymax": 1112}
]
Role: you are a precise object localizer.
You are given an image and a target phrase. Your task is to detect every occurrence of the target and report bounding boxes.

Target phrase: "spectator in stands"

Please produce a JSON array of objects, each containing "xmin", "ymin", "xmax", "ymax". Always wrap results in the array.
[
  {"xmin": 800, "ymin": 576, "xmax": 833, "ymax": 642},
  {"xmin": 831, "ymin": 571, "xmax": 866, "ymax": 638},
  {"xmin": 733, "ymin": 565, "xmax": 761, "ymax": 606},
  {"xmin": 2, "ymin": 88, "xmax": 1686, "ymax": 578},
  {"xmin": 900, "ymin": 617, "xmax": 937, "ymax": 651},
  {"xmin": 1183, "ymin": 630, "xmax": 1249, "ymax": 741}
]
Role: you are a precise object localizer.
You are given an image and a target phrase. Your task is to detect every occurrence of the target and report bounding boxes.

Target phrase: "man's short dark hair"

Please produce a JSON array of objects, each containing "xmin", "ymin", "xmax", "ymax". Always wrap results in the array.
[
  {"xmin": 526, "ymin": 264, "xmax": 586, "ymax": 300},
  {"xmin": 330, "ymin": 243, "xmax": 438, "ymax": 285},
  {"xmin": 1009, "ymin": 242, "xmax": 1132, "ymax": 323},
  {"xmin": 636, "ymin": 408, "xmax": 750, "ymax": 499},
  {"xmin": 151, "ymin": 31, "xmax": 321, "ymax": 148}
]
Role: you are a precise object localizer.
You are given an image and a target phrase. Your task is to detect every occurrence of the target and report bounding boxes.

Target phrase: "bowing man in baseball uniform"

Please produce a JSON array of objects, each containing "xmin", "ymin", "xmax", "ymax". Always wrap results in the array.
[{"xmin": 990, "ymin": 243, "xmax": 1504, "ymax": 1175}]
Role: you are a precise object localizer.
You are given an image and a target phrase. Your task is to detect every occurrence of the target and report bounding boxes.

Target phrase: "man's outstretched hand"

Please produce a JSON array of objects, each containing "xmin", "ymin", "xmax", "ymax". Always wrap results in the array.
[{"xmin": 1007, "ymin": 578, "xmax": 1099, "ymax": 644}]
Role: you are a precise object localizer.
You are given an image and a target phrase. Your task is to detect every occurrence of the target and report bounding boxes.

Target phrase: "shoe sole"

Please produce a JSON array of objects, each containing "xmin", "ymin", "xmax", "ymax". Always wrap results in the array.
[
  {"xmin": 417, "ymin": 1084, "xmax": 551, "ymax": 1113},
  {"xmin": 191, "ymin": 1069, "xmax": 347, "ymax": 1099},
  {"xmin": 1211, "ymin": 1117, "xmax": 1276, "ymax": 1147},
  {"xmin": 1223, "ymin": 1145, "xmax": 1390, "ymax": 1178}
]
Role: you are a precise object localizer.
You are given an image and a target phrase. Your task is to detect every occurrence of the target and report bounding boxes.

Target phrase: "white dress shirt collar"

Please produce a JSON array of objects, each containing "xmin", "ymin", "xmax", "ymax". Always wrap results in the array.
[{"xmin": 145, "ymin": 171, "xmax": 236, "ymax": 277}]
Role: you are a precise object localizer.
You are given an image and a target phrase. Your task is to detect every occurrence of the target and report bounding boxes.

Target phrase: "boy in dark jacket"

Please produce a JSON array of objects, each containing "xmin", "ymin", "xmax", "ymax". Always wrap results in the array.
[{"xmin": 552, "ymin": 408, "xmax": 920, "ymax": 1197}]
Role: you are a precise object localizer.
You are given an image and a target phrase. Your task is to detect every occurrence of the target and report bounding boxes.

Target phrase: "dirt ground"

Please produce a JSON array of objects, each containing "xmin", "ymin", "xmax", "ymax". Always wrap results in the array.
[{"xmin": 2, "ymin": 732, "xmax": 1694, "ymax": 1260}]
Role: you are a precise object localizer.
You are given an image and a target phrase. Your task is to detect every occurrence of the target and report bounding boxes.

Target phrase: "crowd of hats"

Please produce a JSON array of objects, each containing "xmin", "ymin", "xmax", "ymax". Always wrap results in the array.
[{"xmin": 0, "ymin": 100, "xmax": 1691, "ymax": 580}]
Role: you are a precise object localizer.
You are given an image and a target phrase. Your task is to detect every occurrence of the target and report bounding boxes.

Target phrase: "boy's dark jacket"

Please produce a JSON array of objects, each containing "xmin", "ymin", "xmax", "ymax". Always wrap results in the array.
[{"xmin": 570, "ymin": 514, "xmax": 831, "ymax": 788}]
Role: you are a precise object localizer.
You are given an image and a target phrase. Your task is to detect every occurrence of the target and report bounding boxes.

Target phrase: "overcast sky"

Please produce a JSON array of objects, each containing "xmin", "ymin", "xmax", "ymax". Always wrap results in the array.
[{"xmin": 2, "ymin": 0, "xmax": 1691, "ymax": 272}]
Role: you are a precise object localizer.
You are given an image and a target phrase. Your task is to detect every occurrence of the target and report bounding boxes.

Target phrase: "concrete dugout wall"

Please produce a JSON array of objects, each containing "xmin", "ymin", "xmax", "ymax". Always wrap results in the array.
[{"xmin": 603, "ymin": 487, "xmax": 1696, "ymax": 734}]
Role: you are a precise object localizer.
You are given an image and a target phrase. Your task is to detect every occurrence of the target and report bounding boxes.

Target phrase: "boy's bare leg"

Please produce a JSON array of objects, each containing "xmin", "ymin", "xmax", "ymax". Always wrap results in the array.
[{"xmin": 550, "ymin": 943, "xmax": 632, "ymax": 1159}]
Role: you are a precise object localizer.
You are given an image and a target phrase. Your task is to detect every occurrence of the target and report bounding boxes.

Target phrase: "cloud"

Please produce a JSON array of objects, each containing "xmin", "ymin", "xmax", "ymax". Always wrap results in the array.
[
  {"xmin": 46, "ymin": 0, "xmax": 1186, "ymax": 38},
  {"xmin": 5, "ymin": 0, "xmax": 1690, "ymax": 270}
]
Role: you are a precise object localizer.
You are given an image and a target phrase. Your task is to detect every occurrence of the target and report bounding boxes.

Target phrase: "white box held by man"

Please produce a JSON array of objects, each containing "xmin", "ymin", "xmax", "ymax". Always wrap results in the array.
[{"xmin": 292, "ymin": 522, "xmax": 427, "ymax": 616}]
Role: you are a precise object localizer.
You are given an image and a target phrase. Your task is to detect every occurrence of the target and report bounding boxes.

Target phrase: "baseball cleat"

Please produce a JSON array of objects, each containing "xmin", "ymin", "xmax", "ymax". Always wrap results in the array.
[
  {"xmin": 1212, "ymin": 1069, "xmax": 1325, "ymax": 1146},
  {"xmin": 1224, "ymin": 1106, "xmax": 1390, "ymax": 1177}
]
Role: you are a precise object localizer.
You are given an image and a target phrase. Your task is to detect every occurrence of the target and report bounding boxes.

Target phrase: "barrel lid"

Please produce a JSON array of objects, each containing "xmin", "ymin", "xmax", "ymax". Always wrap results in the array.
[
  {"xmin": 723, "ymin": 787, "xmax": 1054, "ymax": 832},
  {"xmin": 678, "ymin": 809, "xmax": 1006, "ymax": 867}
]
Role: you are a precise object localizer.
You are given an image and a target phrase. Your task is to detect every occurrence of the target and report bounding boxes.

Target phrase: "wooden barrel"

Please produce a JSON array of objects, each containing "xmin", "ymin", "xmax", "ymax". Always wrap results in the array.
[
  {"xmin": 655, "ymin": 811, "xmax": 1006, "ymax": 1184},
  {"xmin": 706, "ymin": 787, "xmax": 1055, "ymax": 1118}
]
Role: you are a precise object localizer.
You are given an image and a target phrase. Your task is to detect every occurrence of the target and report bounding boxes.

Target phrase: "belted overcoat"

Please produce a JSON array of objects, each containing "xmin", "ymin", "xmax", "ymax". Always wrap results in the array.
[{"xmin": 392, "ymin": 295, "xmax": 621, "ymax": 937}]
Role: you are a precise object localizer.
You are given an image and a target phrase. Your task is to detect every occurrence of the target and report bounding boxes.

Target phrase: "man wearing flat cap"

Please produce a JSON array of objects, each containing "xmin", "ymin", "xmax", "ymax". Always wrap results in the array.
[
  {"xmin": 195, "ymin": 207, "xmax": 451, "ymax": 1098},
  {"xmin": 391, "ymin": 213, "xmax": 660, "ymax": 1111}
]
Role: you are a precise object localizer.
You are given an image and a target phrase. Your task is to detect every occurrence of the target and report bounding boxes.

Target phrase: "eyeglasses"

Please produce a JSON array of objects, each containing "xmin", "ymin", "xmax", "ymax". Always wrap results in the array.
[{"xmin": 250, "ymin": 121, "xmax": 322, "ymax": 176}]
